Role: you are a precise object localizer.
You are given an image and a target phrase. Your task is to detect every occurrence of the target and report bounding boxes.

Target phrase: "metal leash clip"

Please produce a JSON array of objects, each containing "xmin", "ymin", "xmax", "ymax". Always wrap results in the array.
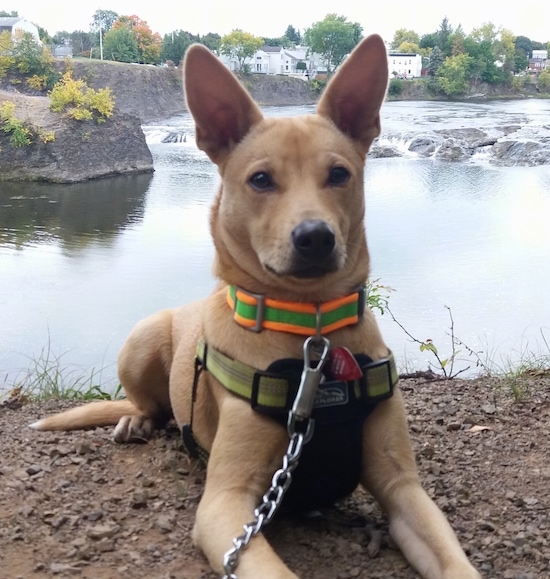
[{"xmin": 287, "ymin": 335, "xmax": 330, "ymax": 442}]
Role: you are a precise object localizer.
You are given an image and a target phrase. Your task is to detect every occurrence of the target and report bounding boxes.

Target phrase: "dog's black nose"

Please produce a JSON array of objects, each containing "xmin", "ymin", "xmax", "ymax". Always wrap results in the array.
[{"xmin": 292, "ymin": 219, "xmax": 336, "ymax": 261}]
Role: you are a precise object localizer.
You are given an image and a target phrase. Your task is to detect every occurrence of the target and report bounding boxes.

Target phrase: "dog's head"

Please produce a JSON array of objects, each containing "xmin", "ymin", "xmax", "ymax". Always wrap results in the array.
[{"xmin": 184, "ymin": 36, "xmax": 388, "ymax": 301}]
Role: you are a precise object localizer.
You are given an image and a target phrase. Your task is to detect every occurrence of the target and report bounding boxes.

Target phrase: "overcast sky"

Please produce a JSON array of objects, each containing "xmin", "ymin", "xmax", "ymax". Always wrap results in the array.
[{"xmin": 10, "ymin": 1, "xmax": 550, "ymax": 43}]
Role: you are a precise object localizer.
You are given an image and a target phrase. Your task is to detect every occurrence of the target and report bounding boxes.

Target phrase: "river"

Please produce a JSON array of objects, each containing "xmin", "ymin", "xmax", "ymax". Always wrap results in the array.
[{"xmin": 1, "ymin": 100, "xmax": 549, "ymax": 394}]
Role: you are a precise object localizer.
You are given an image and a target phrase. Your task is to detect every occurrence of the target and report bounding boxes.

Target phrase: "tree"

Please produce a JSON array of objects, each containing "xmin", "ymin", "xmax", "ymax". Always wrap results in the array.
[
  {"xmin": 303, "ymin": 14, "xmax": 363, "ymax": 73},
  {"xmin": 392, "ymin": 29, "xmax": 420, "ymax": 50},
  {"xmin": 37, "ymin": 27, "xmax": 54, "ymax": 44},
  {"xmin": 420, "ymin": 33, "xmax": 439, "ymax": 50},
  {"xmin": 285, "ymin": 25, "xmax": 301, "ymax": 45},
  {"xmin": 437, "ymin": 17, "xmax": 454, "ymax": 56},
  {"xmin": 199, "ymin": 33, "xmax": 221, "ymax": 54},
  {"xmin": 112, "ymin": 15, "xmax": 162, "ymax": 64},
  {"xmin": 70, "ymin": 31, "xmax": 95, "ymax": 56},
  {"xmin": 496, "ymin": 29, "xmax": 517, "ymax": 75},
  {"xmin": 263, "ymin": 37, "xmax": 291, "ymax": 47},
  {"xmin": 515, "ymin": 36, "xmax": 532, "ymax": 58},
  {"xmin": 102, "ymin": 26, "xmax": 139, "ymax": 63},
  {"xmin": 398, "ymin": 41, "xmax": 421, "ymax": 54},
  {"xmin": 220, "ymin": 29, "xmax": 264, "ymax": 72},
  {"xmin": 427, "ymin": 46, "xmax": 444, "ymax": 76},
  {"xmin": 90, "ymin": 10, "xmax": 119, "ymax": 34},
  {"xmin": 161, "ymin": 30, "xmax": 193, "ymax": 65},
  {"xmin": 436, "ymin": 54, "xmax": 472, "ymax": 95},
  {"xmin": 464, "ymin": 35, "xmax": 504, "ymax": 84}
]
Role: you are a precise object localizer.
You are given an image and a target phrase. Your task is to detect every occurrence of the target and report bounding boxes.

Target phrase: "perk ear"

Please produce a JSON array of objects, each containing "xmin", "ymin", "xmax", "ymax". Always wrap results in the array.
[
  {"xmin": 184, "ymin": 44, "xmax": 264, "ymax": 163},
  {"xmin": 317, "ymin": 34, "xmax": 388, "ymax": 153}
]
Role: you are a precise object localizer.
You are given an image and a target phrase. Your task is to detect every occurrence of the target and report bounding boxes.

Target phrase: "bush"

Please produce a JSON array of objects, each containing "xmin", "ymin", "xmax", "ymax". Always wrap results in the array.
[
  {"xmin": 538, "ymin": 69, "xmax": 550, "ymax": 91},
  {"xmin": 388, "ymin": 78, "xmax": 403, "ymax": 96},
  {"xmin": 49, "ymin": 70, "xmax": 115, "ymax": 123},
  {"xmin": 0, "ymin": 100, "xmax": 32, "ymax": 146}
]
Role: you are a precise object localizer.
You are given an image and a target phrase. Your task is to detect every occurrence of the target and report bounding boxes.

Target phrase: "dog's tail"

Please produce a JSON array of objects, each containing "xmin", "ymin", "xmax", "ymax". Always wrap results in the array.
[{"xmin": 29, "ymin": 399, "xmax": 138, "ymax": 431}]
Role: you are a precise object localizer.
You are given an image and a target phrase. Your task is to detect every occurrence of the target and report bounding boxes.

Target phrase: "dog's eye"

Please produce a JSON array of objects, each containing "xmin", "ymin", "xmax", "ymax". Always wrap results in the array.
[
  {"xmin": 328, "ymin": 166, "xmax": 350, "ymax": 186},
  {"xmin": 249, "ymin": 172, "xmax": 274, "ymax": 191}
]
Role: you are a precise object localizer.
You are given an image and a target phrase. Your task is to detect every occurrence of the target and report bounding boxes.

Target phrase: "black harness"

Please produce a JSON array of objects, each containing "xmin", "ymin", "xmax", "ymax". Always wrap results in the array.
[{"xmin": 182, "ymin": 346, "xmax": 396, "ymax": 511}]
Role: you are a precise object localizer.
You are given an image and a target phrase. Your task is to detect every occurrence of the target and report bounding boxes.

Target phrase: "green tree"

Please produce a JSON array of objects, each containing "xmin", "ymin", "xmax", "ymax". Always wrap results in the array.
[
  {"xmin": 285, "ymin": 25, "xmax": 301, "ymax": 45},
  {"xmin": 515, "ymin": 36, "xmax": 532, "ymax": 58},
  {"xmin": 450, "ymin": 26, "xmax": 466, "ymax": 56},
  {"xmin": 37, "ymin": 26, "xmax": 54, "ymax": 44},
  {"xmin": 464, "ymin": 36, "xmax": 504, "ymax": 84},
  {"xmin": 199, "ymin": 33, "xmax": 221, "ymax": 54},
  {"xmin": 398, "ymin": 41, "xmax": 421, "ymax": 54},
  {"xmin": 263, "ymin": 36, "xmax": 291, "ymax": 47},
  {"xmin": 161, "ymin": 30, "xmax": 192, "ymax": 65},
  {"xmin": 392, "ymin": 28, "xmax": 420, "ymax": 50},
  {"xmin": 538, "ymin": 68, "xmax": 550, "ymax": 90},
  {"xmin": 102, "ymin": 26, "xmax": 139, "ymax": 63},
  {"xmin": 437, "ymin": 17, "xmax": 454, "ymax": 56},
  {"xmin": 436, "ymin": 53, "xmax": 472, "ymax": 95},
  {"xmin": 427, "ymin": 46, "xmax": 444, "ymax": 76},
  {"xmin": 90, "ymin": 10, "xmax": 119, "ymax": 34},
  {"xmin": 420, "ymin": 32, "xmax": 439, "ymax": 50},
  {"xmin": 70, "ymin": 31, "xmax": 95, "ymax": 56},
  {"xmin": 220, "ymin": 29, "xmax": 264, "ymax": 71},
  {"xmin": 303, "ymin": 14, "xmax": 363, "ymax": 73}
]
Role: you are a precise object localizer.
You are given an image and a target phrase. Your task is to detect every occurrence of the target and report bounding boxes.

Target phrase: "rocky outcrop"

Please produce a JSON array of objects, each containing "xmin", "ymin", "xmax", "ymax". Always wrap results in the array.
[
  {"xmin": 67, "ymin": 61, "xmax": 185, "ymax": 123},
  {"xmin": 370, "ymin": 125, "xmax": 550, "ymax": 166},
  {"xmin": 0, "ymin": 92, "xmax": 153, "ymax": 183}
]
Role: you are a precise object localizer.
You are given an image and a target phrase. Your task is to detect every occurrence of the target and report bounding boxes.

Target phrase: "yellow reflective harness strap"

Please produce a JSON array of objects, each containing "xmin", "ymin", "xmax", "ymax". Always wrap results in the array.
[{"xmin": 195, "ymin": 339, "xmax": 398, "ymax": 411}]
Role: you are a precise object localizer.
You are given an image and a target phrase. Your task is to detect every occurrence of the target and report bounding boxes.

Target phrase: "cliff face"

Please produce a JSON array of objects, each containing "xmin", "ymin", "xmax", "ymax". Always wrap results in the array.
[
  {"xmin": 68, "ymin": 60, "xmax": 186, "ymax": 123},
  {"xmin": 0, "ymin": 92, "xmax": 153, "ymax": 183}
]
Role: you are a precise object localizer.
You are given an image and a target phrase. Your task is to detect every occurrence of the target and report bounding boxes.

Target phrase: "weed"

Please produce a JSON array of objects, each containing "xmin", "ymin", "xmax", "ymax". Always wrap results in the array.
[{"xmin": 1, "ymin": 340, "xmax": 123, "ymax": 403}]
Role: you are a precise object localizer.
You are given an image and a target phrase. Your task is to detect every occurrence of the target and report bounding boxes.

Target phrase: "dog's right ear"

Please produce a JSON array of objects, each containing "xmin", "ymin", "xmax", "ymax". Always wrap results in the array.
[{"xmin": 184, "ymin": 45, "xmax": 263, "ymax": 164}]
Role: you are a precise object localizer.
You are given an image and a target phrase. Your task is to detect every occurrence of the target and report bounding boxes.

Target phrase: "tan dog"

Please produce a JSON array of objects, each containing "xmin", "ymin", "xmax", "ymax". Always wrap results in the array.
[{"xmin": 31, "ymin": 36, "xmax": 480, "ymax": 579}]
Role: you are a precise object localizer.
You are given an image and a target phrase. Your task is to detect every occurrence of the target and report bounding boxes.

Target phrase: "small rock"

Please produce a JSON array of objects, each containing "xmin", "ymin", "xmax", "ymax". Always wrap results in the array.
[
  {"xmin": 131, "ymin": 490, "xmax": 148, "ymax": 509},
  {"xmin": 155, "ymin": 515, "xmax": 173, "ymax": 533},
  {"xmin": 87, "ymin": 524, "xmax": 120, "ymax": 540}
]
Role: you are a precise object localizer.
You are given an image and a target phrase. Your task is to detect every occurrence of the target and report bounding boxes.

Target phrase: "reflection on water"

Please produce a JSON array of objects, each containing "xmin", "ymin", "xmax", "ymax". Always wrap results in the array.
[
  {"xmin": 0, "ymin": 174, "xmax": 152, "ymax": 252},
  {"xmin": 1, "ymin": 102, "xmax": 550, "ymax": 394}
]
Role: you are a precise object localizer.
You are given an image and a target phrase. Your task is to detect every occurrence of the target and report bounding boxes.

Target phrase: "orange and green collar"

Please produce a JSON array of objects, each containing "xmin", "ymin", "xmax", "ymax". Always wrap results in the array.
[{"xmin": 227, "ymin": 285, "xmax": 365, "ymax": 336}]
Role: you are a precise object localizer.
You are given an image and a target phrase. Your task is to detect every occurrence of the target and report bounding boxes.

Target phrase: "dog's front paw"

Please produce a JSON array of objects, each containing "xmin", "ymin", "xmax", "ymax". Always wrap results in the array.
[{"xmin": 113, "ymin": 415, "xmax": 154, "ymax": 443}]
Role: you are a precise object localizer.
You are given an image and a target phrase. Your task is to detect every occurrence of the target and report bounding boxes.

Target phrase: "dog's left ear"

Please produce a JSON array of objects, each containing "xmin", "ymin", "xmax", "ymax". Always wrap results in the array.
[
  {"xmin": 317, "ymin": 34, "xmax": 388, "ymax": 154},
  {"xmin": 184, "ymin": 44, "xmax": 264, "ymax": 164}
]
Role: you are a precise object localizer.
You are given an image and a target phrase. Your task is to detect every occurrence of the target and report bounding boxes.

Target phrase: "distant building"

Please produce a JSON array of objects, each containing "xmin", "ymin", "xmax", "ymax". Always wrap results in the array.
[
  {"xmin": 220, "ymin": 45, "xmax": 319, "ymax": 78},
  {"xmin": 388, "ymin": 52, "xmax": 423, "ymax": 78},
  {"xmin": 529, "ymin": 49, "xmax": 548, "ymax": 72},
  {"xmin": 0, "ymin": 17, "xmax": 40, "ymax": 42}
]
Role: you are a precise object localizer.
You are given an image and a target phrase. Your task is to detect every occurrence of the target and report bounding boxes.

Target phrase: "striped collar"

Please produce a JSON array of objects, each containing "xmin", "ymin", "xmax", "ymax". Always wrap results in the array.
[{"xmin": 226, "ymin": 285, "xmax": 365, "ymax": 336}]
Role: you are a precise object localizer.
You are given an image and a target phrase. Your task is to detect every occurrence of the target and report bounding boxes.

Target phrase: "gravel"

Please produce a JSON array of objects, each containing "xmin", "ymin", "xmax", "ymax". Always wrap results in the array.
[{"xmin": 1, "ymin": 373, "xmax": 549, "ymax": 578}]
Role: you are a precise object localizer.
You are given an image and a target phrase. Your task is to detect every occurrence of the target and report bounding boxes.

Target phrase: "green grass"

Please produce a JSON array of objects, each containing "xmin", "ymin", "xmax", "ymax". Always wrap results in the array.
[{"xmin": 1, "ymin": 342, "xmax": 123, "ymax": 403}]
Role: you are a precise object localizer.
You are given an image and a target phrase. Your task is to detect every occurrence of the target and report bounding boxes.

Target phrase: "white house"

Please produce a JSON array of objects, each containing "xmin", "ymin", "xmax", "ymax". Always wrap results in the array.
[
  {"xmin": 0, "ymin": 17, "xmax": 40, "ymax": 42},
  {"xmin": 220, "ymin": 45, "xmax": 318, "ymax": 78},
  {"xmin": 219, "ymin": 44, "xmax": 425, "ymax": 80},
  {"xmin": 388, "ymin": 52, "xmax": 423, "ymax": 78}
]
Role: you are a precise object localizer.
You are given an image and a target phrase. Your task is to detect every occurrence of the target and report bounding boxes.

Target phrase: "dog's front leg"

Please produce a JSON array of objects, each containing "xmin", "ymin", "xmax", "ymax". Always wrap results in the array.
[
  {"xmin": 361, "ymin": 390, "xmax": 481, "ymax": 579},
  {"xmin": 193, "ymin": 397, "xmax": 299, "ymax": 578}
]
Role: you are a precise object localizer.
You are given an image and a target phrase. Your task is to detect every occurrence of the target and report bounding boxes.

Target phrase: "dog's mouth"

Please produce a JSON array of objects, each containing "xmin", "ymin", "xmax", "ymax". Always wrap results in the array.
[{"xmin": 265, "ymin": 259, "xmax": 339, "ymax": 280}]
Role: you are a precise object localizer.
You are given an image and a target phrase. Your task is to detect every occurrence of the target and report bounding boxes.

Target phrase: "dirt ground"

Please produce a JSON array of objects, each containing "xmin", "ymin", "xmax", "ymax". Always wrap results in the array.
[{"xmin": 1, "ymin": 373, "xmax": 549, "ymax": 579}]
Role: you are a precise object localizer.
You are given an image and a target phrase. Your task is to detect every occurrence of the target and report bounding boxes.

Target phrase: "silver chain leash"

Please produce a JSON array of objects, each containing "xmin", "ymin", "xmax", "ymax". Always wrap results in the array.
[{"xmin": 221, "ymin": 335, "xmax": 330, "ymax": 579}]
